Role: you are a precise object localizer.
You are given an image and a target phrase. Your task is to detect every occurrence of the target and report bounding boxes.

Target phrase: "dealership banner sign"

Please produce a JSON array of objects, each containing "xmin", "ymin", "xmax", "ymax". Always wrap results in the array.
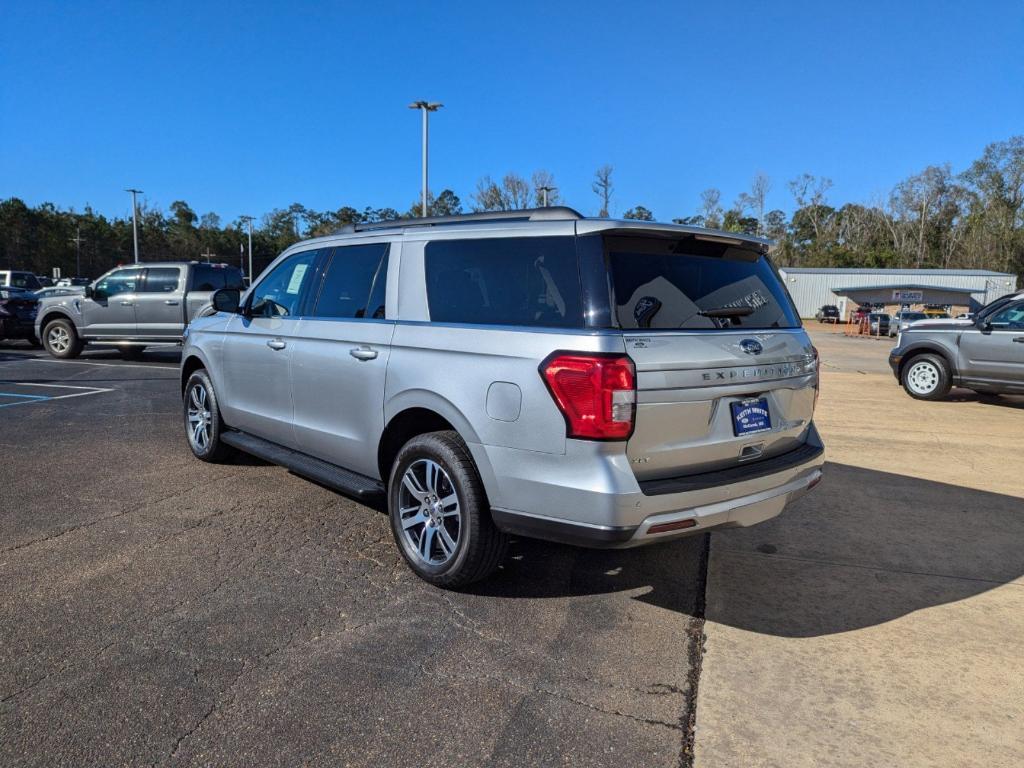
[{"xmin": 892, "ymin": 290, "xmax": 924, "ymax": 302}]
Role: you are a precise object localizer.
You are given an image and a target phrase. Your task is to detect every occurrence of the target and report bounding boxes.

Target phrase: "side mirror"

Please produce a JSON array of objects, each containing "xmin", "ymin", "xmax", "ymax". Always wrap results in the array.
[
  {"xmin": 212, "ymin": 288, "xmax": 241, "ymax": 314},
  {"xmin": 84, "ymin": 285, "xmax": 94, "ymax": 299}
]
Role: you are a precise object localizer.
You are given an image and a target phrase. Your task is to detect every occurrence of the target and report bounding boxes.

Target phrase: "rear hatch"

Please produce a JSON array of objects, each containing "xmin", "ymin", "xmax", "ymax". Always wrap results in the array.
[{"xmin": 603, "ymin": 234, "xmax": 817, "ymax": 482}]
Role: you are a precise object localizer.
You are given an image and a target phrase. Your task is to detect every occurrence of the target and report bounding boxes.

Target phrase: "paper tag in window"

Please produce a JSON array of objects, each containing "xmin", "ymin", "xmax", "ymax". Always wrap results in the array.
[{"xmin": 286, "ymin": 264, "xmax": 308, "ymax": 295}]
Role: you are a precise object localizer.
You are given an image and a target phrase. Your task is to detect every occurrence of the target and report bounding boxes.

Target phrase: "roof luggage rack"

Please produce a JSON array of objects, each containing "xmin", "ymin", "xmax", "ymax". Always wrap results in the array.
[{"xmin": 339, "ymin": 206, "xmax": 583, "ymax": 233}]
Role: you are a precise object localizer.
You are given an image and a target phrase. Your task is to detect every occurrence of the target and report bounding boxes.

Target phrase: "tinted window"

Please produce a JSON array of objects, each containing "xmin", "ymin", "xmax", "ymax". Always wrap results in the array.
[
  {"xmin": 142, "ymin": 267, "xmax": 180, "ymax": 293},
  {"xmin": 10, "ymin": 272, "xmax": 41, "ymax": 289},
  {"xmin": 313, "ymin": 244, "xmax": 389, "ymax": 319},
  {"xmin": 191, "ymin": 264, "xmax": 225, "ymax": 291},
  {"xmin": 425, "ymin": 236, "xmax": 582, "ymax": 327},
  {"xmin": 94, "ymin": 268, "xmax": 143, "ymax": 300},
  {"xmin": 249, "ymin": 250, "xmax": 319, "ymax": 318},
  {"xmin": 989, "ymin": 301, "xmax": 1024, "ymax": 329},
  {"xmin": 607, "ymin": 236, "xmax": 799, "ymax": 330}
]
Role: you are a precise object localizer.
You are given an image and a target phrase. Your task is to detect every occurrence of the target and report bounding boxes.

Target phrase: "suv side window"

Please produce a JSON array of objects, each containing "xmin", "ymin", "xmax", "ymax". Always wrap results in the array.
[
  {"xmin": 424, "ymin": 236, "xmax": 582, "ymax": 327},
  {"xmin": 93, "ymin": 268, "xmax": 143, "ymax": 301},
  {"xmin": 141, "ymin": 267, "xmax": 181, "ymax": 293},
  {"xmin": 312, "ymin": 244, "xmax": 389, "ymax": 319},
  {"xmin": 988, "ymin": 301, "xmax": 1024, "ymax": 329},
  {"xmin": 249, "ymin": 250, "xmax": 319, "ymax": 318}
]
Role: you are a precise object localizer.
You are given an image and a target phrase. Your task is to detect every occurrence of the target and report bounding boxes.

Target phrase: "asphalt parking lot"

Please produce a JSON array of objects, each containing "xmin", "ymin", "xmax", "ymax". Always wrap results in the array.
[
  {"xmin": 3, "ymin": 331, "xmax": 1022, "ymax": 767},
  {"xmin": 0, "ymin": 341, "xmax": 705, "ymax": 767}
]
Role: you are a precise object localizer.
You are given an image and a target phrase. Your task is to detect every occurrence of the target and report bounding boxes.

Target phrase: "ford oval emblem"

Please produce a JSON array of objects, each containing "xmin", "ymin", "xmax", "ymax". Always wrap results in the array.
[{"xmin": 740, "ymin": 339, "xmax": 763, "ymax": 355}]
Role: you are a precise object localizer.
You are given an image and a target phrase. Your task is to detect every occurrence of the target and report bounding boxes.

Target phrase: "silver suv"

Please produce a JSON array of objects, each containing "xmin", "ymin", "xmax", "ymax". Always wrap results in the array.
[
  {"xmin": 890, "ymin": 292, "xmax": 1024, "ymax": 399},
  {"xmin": 180, "ymin": 208, "xmax": 824, "ymax": 586}
]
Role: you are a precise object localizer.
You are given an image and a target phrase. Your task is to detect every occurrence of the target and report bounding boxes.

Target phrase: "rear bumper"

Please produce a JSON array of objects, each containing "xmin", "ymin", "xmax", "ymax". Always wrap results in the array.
[
  {"xmin": 474, "ymin": 422, "xmax": 826, "ymax": 549},
  {"xmin": 1, "ymin": 317, "xmax": 38, "ymax": 339}
]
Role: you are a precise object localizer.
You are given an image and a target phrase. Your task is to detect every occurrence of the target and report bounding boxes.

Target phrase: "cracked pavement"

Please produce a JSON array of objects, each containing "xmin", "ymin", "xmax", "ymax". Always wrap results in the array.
[{"xmin": 0, "ymin": 343, "xmax": 706, "ymax": 767}]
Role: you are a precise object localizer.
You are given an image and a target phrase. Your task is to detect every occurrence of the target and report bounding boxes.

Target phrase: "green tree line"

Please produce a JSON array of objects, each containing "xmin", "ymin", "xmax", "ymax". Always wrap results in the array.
[{"xmin": 2, "ymin": 136, "xmax": 1021, "ymax": 281}]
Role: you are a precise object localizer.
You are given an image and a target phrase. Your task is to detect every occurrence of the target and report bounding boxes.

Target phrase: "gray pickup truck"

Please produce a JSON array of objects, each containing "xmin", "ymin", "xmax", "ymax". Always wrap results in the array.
[
  {"xmin": 889, "ymin": 291, "xmax": 1024, "ymax": 399},
  {"xmin": 35, "ymin": 262, "xmax": 245, "ymax": 359}
]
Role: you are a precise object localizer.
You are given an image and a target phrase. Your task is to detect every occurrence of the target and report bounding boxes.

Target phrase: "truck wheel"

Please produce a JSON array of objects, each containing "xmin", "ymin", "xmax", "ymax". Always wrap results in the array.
[
  {"xmin": 42, "ymin": 319, "xmax": 83, "ymax": 359},
  {"xmin": 901, "ymin": 354, "xmax": 951, "ymax": 400},
  {"xmin": 388, "ymin": 430, "xmax": 508, "ymax": 588},
  {"xmin": 183, "ymin": 369, "xmax": 233, "ymax": 462}
]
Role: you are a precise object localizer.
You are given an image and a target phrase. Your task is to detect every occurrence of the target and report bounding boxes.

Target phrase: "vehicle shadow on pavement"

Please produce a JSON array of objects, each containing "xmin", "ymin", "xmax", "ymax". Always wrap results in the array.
[
  {"xmin": 946, "ymin": 388, "xmax": 1024, "ymax": 409},
  {"xmin": 468, "ymin": 534, "xmax": 707, "ymax": 616},
  {"xmin": 704, "ymin": 462, "xmax": 1024, "ymax": 637}
]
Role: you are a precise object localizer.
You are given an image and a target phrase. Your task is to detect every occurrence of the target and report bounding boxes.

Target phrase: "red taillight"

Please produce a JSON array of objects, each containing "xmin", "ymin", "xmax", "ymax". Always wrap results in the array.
[{"xmin": 541, "ymin": 353, "xmax": 636, "ymax": 440}]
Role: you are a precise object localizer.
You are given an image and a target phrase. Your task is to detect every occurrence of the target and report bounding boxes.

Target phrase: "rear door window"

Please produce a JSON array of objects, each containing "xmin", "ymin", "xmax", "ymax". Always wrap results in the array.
[
  {"xmin": 142, "ymin": 267, "xmax": 181, "ymax": 293},
  {"xmin": 425, "ymin": 236, "xmax": 582, "ymax": 327},
  {"xmin": 606, "ymin": 236, "xmax": 800, "ymax": 330},
  {"xmin": 312, "ymin": 244, "xmax": 389, "ymax": 319}
]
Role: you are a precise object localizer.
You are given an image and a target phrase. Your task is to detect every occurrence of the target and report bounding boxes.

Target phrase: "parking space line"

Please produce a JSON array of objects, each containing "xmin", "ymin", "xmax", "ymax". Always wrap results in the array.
[
  {"xmin": 0, "ymin": 381, "xmax": 114, "ymax": 408},
  {"xmin": 31, "ymin": 358, "xmax": 179, "ymax": 370}
]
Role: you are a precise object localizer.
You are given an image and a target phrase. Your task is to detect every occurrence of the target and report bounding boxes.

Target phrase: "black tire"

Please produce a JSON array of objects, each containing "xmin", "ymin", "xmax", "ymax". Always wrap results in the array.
[
  {"xmin": 119, "ymin": 346, "xmax": 146, "ymax": 360},
  {"xmin": 183, "ymin": 369, "xmax": 234, "ymax": 462},
  {"xmin": 901, "ymin": 353, "xmax": 952, "ymax": 401},
  {"xmin": 388, "ymin": 430, "xmax": 508, "ymax": 588},
  {"xmin": 42, "ymin": 318, "xmax": 84, "ymax": 359}
]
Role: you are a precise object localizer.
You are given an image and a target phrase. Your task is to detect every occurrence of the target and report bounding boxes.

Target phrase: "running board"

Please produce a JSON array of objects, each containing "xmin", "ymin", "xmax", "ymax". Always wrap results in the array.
[{"xmin": 221, "ymin": 431, "xmax": 385, "ymax": 500}]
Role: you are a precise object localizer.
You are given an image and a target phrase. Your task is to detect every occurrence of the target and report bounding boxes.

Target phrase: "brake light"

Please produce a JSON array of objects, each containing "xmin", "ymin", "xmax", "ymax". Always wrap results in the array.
[{"xmin": 541, "ymin": 353, "xmax": 636, "ymax": 440}]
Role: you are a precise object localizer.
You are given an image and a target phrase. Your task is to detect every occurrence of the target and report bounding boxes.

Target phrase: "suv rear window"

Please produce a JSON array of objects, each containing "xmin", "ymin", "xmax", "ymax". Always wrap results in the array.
[
  {"xmin": 606, "ymin": 236, "xmax": 800, "ymax": 330},
  {"xmin": 425, "ymin": 236, "xmax": 582, "ymax": 327}
]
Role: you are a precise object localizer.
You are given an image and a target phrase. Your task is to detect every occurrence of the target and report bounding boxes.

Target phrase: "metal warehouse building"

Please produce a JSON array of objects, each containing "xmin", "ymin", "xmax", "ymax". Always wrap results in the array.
[{"xmin": 777, "ymin": 268, "xmax": 1019, "ymax": 319}]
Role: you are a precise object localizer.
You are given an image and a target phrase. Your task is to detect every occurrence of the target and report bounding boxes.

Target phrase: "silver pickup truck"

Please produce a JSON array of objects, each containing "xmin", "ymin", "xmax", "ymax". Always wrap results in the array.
[{"xmin": 35, "ymin": 261, "xmax": 245, "ymax": 359}]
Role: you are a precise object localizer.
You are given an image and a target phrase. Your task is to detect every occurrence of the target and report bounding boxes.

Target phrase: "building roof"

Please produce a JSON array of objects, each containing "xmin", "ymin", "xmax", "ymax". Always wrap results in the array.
[
  {"xmin": 831, "ymin": 284, "xmax": 977, "ymax": 296},
  {"xmin": 780, "ymin": 267, "xmax": 1012, "ymax": 277}
]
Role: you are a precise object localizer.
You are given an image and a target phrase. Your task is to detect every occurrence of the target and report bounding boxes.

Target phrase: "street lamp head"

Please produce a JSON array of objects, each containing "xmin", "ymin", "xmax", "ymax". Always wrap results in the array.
[{"xmin": 408, "ymin": 100, "xmax": 443, "ymax": 111}]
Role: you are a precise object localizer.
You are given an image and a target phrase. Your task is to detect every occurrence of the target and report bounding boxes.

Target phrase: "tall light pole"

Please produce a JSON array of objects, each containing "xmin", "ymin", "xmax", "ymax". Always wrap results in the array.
[
  {"xmin": 408, "ymin": 100, "xmax": 443, "ymax": 217},
  {"xmin": 239, "ymin": 215, "xmax": 255, "ymax": 283},
  {"xmin": 126, "ymin": 188, "xmax": 143, "ymax": 263},
  {"xmin": 69, "ymin": 226, "xmax": 86, "ymax": 277},
  {"xmin": 537, "ymin": 185, "xmax": 555, "ymax": 207}
]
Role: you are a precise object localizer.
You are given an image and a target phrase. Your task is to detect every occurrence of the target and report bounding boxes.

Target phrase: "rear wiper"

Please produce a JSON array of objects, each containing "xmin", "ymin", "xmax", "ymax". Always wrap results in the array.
[{"xmin": 698, "ymin": 306, "xmax": 754, "ymax": 318}]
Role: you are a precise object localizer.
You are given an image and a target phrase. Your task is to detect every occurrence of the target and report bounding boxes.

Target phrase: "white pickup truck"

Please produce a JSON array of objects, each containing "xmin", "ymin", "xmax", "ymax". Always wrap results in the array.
[{"xmin": 35, "ymin": 261, "xmax": 245, "ymax": 359}]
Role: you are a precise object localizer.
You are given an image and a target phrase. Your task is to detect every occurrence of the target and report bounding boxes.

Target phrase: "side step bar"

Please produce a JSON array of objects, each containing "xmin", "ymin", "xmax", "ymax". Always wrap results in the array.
[{"xmin": 221, "ymin": 430, "xmax": 385, "ymax": 501}]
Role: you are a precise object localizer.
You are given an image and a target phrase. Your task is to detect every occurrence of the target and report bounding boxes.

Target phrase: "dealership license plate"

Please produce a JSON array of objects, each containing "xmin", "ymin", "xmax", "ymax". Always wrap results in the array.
[{"xmin": 730, "ymin": 398, "xmax": 772, "ymax": 436}]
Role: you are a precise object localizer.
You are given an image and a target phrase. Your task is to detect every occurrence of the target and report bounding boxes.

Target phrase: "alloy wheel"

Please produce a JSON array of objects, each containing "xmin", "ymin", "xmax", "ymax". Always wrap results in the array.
[
  {"xmin": 397, "ymin": 459, "xmax": 461, "ymax": 566},
  {"xmin": 47, "ymin": 326, "xmax": 70, "ymax": 354},
  {"xmin": 186, "ymin": 382, "xmax": 213, "ymax": 451}
]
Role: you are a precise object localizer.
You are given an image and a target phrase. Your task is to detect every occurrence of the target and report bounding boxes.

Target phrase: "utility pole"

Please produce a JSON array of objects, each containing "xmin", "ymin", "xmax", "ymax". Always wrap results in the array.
[
  {"xmin": 537, "ymin": 185, "xmax": 555, "ymax": 207},
  {"xmin": 126, "ymin": 188, "xmax": 143, "ymax": 263},
  {"xmin": 69, "ymin": 226, "xmax": 86, "ymax": 277},
  {"xmin": 408, "ymin": 100, "xmax": 443, "ymax": 217},
  {"xmin": 201, "ymin": 248, "xmax": 214, "ymax": 263},
  {"xmin": 239, "ymin": 215, "xmax": 255, "ymax": 282}
]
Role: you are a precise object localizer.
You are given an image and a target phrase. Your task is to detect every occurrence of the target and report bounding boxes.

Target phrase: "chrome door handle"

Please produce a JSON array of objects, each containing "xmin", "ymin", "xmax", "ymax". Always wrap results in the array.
[
  {"xmin": 120, "ymin": 301, "xmax": 134, "ymax": 306},
  {"xmin": 164, "ymin": 299, "xmax": 180, "ymax": 306},
  {"xmin": 266, "ymin": 339, "xmax": 287, "ymax": 351},
  {"xmin": 349, "ymin": 346, "xmax": 378, "ymax": 361}
]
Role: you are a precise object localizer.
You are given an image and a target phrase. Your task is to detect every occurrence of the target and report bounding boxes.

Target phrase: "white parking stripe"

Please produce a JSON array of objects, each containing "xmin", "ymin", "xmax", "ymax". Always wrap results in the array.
[{"xmin": 29, "ymin": 358, "xmax": 179, "ymax": 370}]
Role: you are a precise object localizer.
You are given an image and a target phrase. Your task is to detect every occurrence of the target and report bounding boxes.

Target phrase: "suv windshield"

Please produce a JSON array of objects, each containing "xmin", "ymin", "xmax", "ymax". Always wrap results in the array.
[{"xmin": 605, "ymin": 236, "xmax": 799, "ymax": 330}]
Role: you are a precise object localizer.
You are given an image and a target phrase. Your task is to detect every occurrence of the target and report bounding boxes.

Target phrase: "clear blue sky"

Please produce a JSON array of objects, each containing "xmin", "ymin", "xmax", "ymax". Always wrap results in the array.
[{"xmin": 2, "ymin": 0, "xmax": 1022, "ymax": 224}]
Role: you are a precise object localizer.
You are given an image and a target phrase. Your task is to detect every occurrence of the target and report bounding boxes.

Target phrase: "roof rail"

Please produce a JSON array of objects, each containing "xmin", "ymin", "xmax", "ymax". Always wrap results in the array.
[{"xmin": 338, "ymin": 206, "xmax": 584, "ymax": 233}]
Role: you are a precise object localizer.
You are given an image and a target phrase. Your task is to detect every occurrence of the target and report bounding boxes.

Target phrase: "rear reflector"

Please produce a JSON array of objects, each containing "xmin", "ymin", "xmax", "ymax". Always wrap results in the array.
[
  {"xmin": 541, "ymin": 353, "xmax": 636, "ymax": 440},
  {"xmin": 647, "ymin": 519, "xmax": 697, "ymax": 535}
]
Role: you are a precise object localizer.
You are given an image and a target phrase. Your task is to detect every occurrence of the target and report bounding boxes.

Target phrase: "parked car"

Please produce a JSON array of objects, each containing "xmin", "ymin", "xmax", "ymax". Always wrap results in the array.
[
  {"xmin": 35, "ymin": 275, "xmax": 55, "ymax": 287},
  {"xmin": 55, "ymin": 277, "xmax": 91, "ymax": 287},
  {"xmin": 815, "ymin": 305, "xmax": 840, "ymax": 323},
  {"xmin": 0, "ymin": 270, "xmax": 43, "ymax": 291},
  {"xmin": 889, "ymin": 310, "xmax": 928, "ymax": 337},
  {"xmin": 35, "ymin": 262, "xmax": 244, "ymax": 359},
  {"xmin": 180, "ymin": 208, "xmax": 825, "ymax": 586},
  {"xmin": 890, "ymin": 295, "xmax": 1024, "ymax": 399},
  {"xmin": 851, "ymin": 304, "xmax": 873, "ymax": 323},
  {"xmin": 0, "ymin": 286, "xmax": 40, "ymax": 345},
  {"xmin": 868, "ymin": 312, "xmax": 891, "ymax": 335}
]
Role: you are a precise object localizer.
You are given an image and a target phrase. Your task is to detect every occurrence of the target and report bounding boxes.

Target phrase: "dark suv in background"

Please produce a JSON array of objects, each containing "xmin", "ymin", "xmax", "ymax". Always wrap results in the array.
[{"xmin": 815, "ymin": 305, "xmax": 840, "ymax": 323}]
